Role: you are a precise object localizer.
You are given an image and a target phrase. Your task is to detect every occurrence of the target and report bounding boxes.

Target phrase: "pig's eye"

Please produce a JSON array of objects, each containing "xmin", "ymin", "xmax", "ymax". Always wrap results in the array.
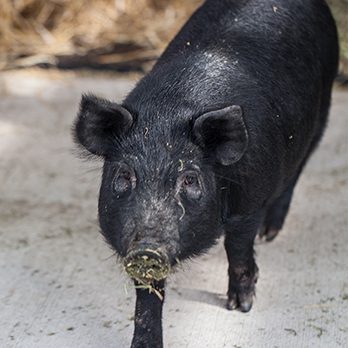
[
  {"xmin": 183, "ymin": 174, "xmax": 199, "ymax": 187},
  {"xmin": 112, "ymin": 167, "xmax": 135, "ymax": 197},
  {"xmin": 180, "ymin": 172, "xmax": 202, "ymax": 200}
]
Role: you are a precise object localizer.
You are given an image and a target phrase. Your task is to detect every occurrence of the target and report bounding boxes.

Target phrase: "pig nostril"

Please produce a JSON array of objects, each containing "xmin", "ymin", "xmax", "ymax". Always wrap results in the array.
[
  {"xmin": 124, "ymin": 248, "xmax": 170, "ymax": 284},
  {"xmin": 133, "ymin": 233, "xmax": 142, "ymax": 242}
]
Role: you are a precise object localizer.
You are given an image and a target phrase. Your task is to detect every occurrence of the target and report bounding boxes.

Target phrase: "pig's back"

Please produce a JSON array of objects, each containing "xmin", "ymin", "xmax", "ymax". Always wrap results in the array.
[
  {"xmin": 156, "ymin": 0, "xmax": 338, "ymax": 105},
  {"xmin": 124, "ymin": 0, "xmax": 338, "ymax": 212},
  {"xmin": 130, "ymin": 0, "xmax": 338, "ymax": 130}
]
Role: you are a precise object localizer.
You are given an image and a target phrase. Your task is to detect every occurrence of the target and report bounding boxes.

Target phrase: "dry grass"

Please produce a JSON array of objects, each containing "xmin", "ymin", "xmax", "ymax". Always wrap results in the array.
[
  {"xmin": 0, "ymin": 0, "xmax": 346, "ymax": 74},
  {"xmin": 327, "ymin": 0, "xmax": 348, "ymax": 74},
  {"xmin": 0, "ymin": 0, "xmax": 202, "ymax": 70}
]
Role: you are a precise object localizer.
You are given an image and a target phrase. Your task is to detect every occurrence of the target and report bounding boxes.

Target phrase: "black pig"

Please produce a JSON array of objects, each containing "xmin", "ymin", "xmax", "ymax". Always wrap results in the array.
[{"xmin": 73, "ymin": 0, "xmax": 338, "ymax": 347}]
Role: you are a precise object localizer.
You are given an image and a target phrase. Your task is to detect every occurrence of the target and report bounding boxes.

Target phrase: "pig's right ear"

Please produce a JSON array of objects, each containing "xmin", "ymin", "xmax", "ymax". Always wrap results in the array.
[
  {"xmin": 193, "ymin": 105, "xmax": 249, "ymax": 166},
  {"xmin": 73, "ymin": 94, "xmax": 133, "ymax": 157}
]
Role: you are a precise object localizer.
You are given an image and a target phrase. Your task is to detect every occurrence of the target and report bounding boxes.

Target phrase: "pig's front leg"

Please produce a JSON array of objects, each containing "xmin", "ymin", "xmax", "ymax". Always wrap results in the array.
[
  {"xmin": 131, "ymin": 281, "xmax": 165, "ymax": 348},
  {"xmin": 224, "ymin": 214, "xmax": 261, "ymax": 312}
]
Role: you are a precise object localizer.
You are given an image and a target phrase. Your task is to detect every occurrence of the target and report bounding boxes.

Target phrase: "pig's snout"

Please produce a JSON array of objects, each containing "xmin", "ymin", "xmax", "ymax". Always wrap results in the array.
[{"xmin": 124, "ymin": 248, "xmax": 170, "ymax": 284}]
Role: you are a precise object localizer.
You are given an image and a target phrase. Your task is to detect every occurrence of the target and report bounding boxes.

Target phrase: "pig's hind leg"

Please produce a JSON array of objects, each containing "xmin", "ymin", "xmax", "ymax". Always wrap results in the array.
[
  {"xmin": 260, "ymin": 101, "xmax": 332, "ymax": 242},
  {"xmin": 224, "ymin": 213, "xmax": 262, "ymax": 312},
  {"xmin": 259, "ymin": 181, "xmax": 296, "ymax": 242},
  {"xmin": 259, "ymin": 146, "xmax": 317, "ymax": 242}
]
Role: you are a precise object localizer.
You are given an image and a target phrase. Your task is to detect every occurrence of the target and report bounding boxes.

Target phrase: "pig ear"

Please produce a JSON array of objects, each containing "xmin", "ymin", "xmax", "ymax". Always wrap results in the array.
[
  {"xmin": 193, "ymin": 105, "xmax": 249, "ymax": 166},
  {"xmin": 73, "ymin": 94, "xmax": 133, "ymax": 156}
]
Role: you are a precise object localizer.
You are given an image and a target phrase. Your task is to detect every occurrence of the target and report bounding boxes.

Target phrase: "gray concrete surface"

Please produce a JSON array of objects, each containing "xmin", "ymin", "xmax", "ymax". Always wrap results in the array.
[{"xmin": 0, "ymin": 71, "xmax": 347, "ymax": 348}]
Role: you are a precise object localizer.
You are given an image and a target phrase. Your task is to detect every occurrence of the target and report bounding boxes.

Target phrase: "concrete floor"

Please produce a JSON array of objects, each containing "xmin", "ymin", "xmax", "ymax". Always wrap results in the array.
[{"xmin": 0, "ymin": 71, "xmax": 347, "ymax": 348}]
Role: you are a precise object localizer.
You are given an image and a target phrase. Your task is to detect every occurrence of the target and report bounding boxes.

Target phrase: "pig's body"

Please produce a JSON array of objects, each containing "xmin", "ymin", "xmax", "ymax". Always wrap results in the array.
[
  {"xmin": 74, "ymin": 1, "xmax": 338, "ymax": 347},
  {"xmin": 124, "ymin": 0, "xmax": 338, "ymax": 215}
]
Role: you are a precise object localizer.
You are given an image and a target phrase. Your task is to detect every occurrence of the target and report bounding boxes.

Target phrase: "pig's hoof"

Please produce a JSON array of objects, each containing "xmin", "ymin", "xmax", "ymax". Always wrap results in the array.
[
  {"xmin": 259, "ymin": 225, "xmax": 280, "ymax": 242},
  {"xmin": 226, "ymin": 264, "xmax": 258, "ymax": 312},
  {"xmin": 226, "ymin": 290, "xmax": 254, "ymax": 312}
]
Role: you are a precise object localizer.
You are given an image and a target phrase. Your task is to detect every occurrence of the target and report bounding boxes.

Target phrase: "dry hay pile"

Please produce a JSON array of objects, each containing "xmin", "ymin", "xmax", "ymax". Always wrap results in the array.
[
  {"xmin": 0, "ymin": 0, "xmax": 202, "ymax": 71},
  {"xmin": 0, "ymin": 0, "xmax": 347, "ymax": 75},
  {"xmin": 327, "ymin": 0, "xmax": 348, "ymax": 77}
]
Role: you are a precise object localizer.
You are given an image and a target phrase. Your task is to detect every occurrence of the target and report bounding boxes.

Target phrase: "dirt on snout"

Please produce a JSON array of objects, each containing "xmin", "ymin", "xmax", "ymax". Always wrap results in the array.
[{"xmin": 124, "ymin": 249, "xmax": 170, "ymax": 285}]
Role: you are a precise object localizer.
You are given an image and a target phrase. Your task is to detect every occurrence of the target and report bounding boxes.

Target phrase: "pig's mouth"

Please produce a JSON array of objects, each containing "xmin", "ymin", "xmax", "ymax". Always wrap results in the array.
[{"xmin": 124, "ymin": 248, "xmax": 170, "ymax": 285}]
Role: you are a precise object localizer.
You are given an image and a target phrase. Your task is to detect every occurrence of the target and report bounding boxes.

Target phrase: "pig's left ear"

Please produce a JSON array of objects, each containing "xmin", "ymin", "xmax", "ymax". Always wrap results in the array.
[
  {"xmin": 193, "ymin": 105, "xmax": 249, "ymax": 166},
  {"xmin": 73, "ymin": 94, "xmax": 133, "ymax": 157}
]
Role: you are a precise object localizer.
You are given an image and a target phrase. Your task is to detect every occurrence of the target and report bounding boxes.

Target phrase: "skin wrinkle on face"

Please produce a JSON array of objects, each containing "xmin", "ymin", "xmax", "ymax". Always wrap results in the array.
[{"xmin": 142, "ymin": 196, "xmax": 176, "ymax": 232}]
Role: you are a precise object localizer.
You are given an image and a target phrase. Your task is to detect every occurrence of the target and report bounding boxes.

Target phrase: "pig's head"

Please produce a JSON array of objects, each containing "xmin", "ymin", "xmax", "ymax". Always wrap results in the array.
[{"xmin": 73, "ymin": 94, "xmax": 248, "ymax": 284}]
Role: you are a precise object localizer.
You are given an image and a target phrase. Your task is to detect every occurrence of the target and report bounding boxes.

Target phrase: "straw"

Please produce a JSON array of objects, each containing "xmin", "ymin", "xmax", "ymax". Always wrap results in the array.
[{"xmin": 0, "ymin": 0, "xmax": 202, "ymax": 70}]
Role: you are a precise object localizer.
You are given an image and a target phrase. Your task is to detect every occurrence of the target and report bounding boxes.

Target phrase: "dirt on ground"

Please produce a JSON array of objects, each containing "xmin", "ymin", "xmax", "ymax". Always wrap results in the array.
[{"xmin": 0, "ymin": 70, "xmax": 347, "ymax": 348}]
